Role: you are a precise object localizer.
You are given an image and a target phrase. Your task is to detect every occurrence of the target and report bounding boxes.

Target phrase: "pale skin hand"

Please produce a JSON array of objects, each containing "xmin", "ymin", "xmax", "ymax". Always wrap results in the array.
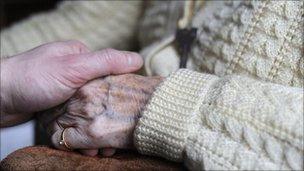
[
  {"xmin": 0, "ymin": 40, "xmax": 143, "ymax": 127},
  {"xmin": 37, "ymin": 74, "xmax": 163, "ymax": 157}
]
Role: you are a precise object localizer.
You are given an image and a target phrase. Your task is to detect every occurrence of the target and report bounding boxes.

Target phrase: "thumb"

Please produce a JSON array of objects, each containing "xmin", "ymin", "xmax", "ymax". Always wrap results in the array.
[{"xmin": 63, "ymin": 48, "xmax": 143, "ymax": 86}]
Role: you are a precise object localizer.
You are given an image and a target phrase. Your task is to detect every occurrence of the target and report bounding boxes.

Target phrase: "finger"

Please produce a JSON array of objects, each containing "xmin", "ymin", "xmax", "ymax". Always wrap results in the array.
[
  {"xmin": 79, "ymin": 149, "xmax": 99, "ymax": 156},
  {"xmin": 101, "ymin": 148, "xmax": 116, "ymax": 157},
  {"xmin": 69, "ymin": 48, "xmax": 143, "ymax": 81},
  {"xmin": 51, "ymin": 118, "xmax": 127, "ymax": 150},
  {"xmin": 52, "ymin": 126, "xmax": 103, "ymax": 150},
  {"xmin": 51, "ymin": 127, "xmax": 83, "ymax": 150}
]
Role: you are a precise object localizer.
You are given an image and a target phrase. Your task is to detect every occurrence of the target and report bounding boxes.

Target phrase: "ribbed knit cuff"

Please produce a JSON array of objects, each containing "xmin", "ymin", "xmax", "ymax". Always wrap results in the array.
[{"xmin": 134, "ymin": 69, "xmax": 219, "ymax": 162}]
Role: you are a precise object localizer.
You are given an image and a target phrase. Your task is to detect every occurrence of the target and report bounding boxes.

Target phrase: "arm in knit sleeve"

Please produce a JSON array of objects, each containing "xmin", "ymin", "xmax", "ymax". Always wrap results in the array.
[
  {"xmin": 134, "ymin": 69, "xmax": 303, "ymax": 170},
  {"xmin": 1, "ymin": 1, "xmax": 143, "ymax": 57}
]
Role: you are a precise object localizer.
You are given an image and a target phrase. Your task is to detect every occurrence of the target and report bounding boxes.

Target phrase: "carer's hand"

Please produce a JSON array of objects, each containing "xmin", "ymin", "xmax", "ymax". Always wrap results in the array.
[{"xmin": 0, "ymin": 40, "xmax": 143, "ymax": 127}]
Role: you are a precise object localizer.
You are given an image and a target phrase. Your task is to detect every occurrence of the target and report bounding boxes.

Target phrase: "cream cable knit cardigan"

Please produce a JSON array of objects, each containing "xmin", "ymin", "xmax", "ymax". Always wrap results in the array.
[
  {"xmin": 135, "ymin": 69, "xmax": 303, "ymax": 170},
  {"xmin": 134, "ymin": 1, "xmax": 304, "ymax": 170},
  {"xmin": 139, "ymin": 1, "xmax": 303, "ymax": 87},
  {"xmin": 1, "ymin": 1, "xmax": 303, "ymax": 170}
]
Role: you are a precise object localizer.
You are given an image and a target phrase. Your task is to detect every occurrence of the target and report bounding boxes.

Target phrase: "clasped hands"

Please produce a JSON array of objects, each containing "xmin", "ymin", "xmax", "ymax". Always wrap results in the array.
[{"xmin": 0, "ymin": 41, "xmax": 163, "ymax": 156}]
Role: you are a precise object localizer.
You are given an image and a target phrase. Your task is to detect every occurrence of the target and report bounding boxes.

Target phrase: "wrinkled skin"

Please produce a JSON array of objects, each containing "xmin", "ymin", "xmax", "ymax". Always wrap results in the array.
[
  {"xmin": 0, "ymin": 40, "xmax": 143, "ymax": 127},
  {"xmin": 37, "ymin": 74, "xmax": 163, "ymax": 156}
]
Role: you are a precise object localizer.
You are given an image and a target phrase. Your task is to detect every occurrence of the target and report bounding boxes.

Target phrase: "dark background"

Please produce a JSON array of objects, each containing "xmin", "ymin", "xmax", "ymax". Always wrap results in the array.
[{"xmin": 1, "ymin": 0, "xmax": 61, "ymax": 30}]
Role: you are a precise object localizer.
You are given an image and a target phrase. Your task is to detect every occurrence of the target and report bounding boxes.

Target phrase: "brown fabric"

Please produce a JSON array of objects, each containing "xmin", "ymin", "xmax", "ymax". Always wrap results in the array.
[{"xmin": 0, "ymin": 146, "xmax": 183, "ymax": 171}]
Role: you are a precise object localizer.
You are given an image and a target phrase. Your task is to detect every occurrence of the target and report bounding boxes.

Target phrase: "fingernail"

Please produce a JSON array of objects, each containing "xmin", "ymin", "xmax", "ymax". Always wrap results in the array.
[
  {"xmin": 127, "ymin": 55, "xmax": 133, "ymax": 66},
  {"xmin": 126, "ymin": 52, "xmax": 143, "ymax": 67}
]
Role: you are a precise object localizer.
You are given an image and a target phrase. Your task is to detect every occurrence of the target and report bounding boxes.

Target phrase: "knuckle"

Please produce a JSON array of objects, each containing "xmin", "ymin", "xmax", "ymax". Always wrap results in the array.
[
  {"xmin": 102, "ymin": 48, "xmax": 116, "ymax": 64},
  {"xmin": 96, "ymin": 48, "xmax": 120, "ymax": 70},
  {"xmin": 66, "ymin": 97, "xmax": 88, "ymax": 116},
  {"xmin": 37, "ymin": 42, "xmax": 60, "ymax": 54},
  {"xmin": 67, "ymin": 89, "xmax": 103, "ymax": 118},
  {"xmin": 87, "ymin": 125, "xmax": 102, "ymax": 140},
  {"xmin": 100, "ymin": 48, "xmax": 129, "ymax": 66},
  {"xmin": 65, "ymin": 40, "xmax": 89, "ymax": 53}
]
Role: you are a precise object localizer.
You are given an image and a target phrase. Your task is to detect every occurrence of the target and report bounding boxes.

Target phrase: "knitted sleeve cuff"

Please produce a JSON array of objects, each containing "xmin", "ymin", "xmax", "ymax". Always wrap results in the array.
[{"xmin": 133, "ymin": 69, "xmax": 219, "ymax": 161}]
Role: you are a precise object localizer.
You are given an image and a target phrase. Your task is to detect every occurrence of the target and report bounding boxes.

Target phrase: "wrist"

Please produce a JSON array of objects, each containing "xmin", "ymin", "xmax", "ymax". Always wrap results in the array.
[
  {"xmin": 137, "ymin": 76, "xmax": 164, "ymax": 117},
  {"xmin": 0, "ymin": 58, "xmax": 33, "ymax": 127},
  {"xmin": 1, "ymin": 58, "xmax": 14, "ymax": 114},
  {"xmin": 0, "ymin": 58, "xmax": 28, "ymax": 114},
  {"xmin": 131, "ymin": 76, "xmax": 164, "ymax": 141}
]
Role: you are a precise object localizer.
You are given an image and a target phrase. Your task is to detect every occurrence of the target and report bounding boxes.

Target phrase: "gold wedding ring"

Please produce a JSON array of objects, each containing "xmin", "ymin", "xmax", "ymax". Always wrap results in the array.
[{"xmin": 59, "ymin": 127, "xmax": 73, "ymax": 150}]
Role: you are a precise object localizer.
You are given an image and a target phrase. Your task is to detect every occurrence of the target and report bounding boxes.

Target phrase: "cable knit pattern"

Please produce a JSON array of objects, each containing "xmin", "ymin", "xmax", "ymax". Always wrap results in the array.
[
  {"xmin": 134, "ymin": 69, "xmax": 303, "ymax": 170},
  {"xmin": 193, "ymin": 0, "xmax": 304, "ymax": 87},
  {"xmin": 1, "ymin": 1, "xmax": 142, "ymax": 57},
  {"xmin": 136, "ymin": 4, "xmax": 304, "ymax": 169},
  {"xmin": 140, "ymin": 1, "xmax": 304, "ymax": 88},
  {"xmin": 138, "ymin": 1, "xmax": 184, "ymax": 47}
]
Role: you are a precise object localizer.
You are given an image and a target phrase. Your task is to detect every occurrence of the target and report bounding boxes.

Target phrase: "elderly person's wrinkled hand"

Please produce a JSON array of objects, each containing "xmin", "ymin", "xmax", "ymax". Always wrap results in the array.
[{"xmin": 37, "ymin": 74, "xmax": 163, "ymax": 156}]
